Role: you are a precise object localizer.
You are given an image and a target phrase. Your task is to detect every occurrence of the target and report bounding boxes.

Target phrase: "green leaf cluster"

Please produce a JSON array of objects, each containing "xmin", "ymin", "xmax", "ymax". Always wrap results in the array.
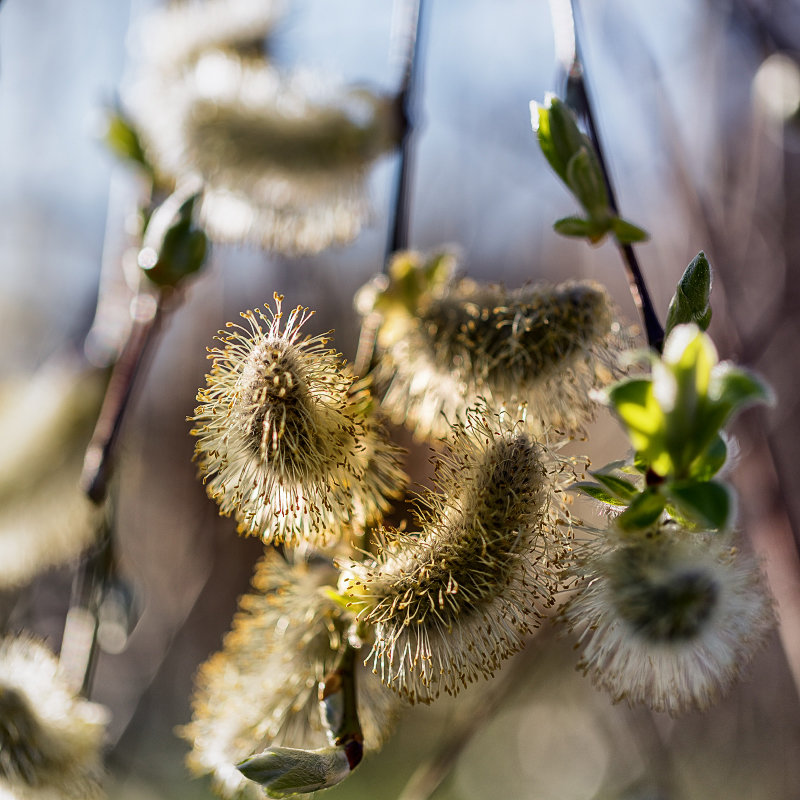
[
  {"xmin": 532, "ymin": 95, "xmax": 648, "ymax": 246},
  {"xmin": 139, "ymin": 192, "xmax": 208, "ymax": 288},
  {"xmin": 578, "ymin": 324, "xmax": 771, "ymax": 533}
]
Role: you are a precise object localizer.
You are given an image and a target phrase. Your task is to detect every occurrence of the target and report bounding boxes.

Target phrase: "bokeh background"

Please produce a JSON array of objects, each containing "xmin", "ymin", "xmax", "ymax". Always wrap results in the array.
[{"xmin": 1, "ymin": 0, "xmax": 800, "ymax": 798}]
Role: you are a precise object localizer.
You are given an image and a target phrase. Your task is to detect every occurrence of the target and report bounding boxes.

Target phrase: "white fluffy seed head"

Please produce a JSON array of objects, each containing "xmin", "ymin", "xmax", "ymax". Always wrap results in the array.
[
  {"xmin": 342, "ymin": 409, "xmax": 578, "ymax": 704},
  {"xmin": 358, "ymin": 250, "xmax": 624, "ymax": 440},
  {"xmin": 180, "ymin": 551, "xmax": 400, "ymax": 800},
  {"xmin": 564, "ymin": 524, "xmax": 775, "ymax": 715},
  {"xmin": 190, "ymin": 295, "xmax": 406, "ymax": 547}
]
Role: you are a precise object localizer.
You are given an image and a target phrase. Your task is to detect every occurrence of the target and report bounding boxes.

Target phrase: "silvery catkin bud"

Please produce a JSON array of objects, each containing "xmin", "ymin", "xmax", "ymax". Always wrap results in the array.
[
  {"xmin": 564, "ymin": 524, "xmax": 774, "ymax": 715},
  {"xmin": 190, "ymin": 294, "xmax": 404, "ymax": 546},
  {"xmin": 342, "ymin": 410, "xmax": 576, "ymax": 704}
]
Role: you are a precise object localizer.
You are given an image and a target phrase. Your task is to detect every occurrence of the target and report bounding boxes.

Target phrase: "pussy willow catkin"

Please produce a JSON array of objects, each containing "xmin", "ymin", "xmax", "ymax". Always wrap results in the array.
[
  {"xmin": 359, "ymin": 251, "xmax": 623, "ymax": 440},
  {"xmin": 342, "ymin": 410, "xmax": 577, "ymax": 703},
  {"xmin": 181, "ymin": 551, "xmax": 400, "ymax": 800},
  {"xmin": 190, "ymin": 294, "xmax": 405, "ymax": 546},
  {"xmin": 564, "ymin": 524, "xmax": 774, "ymax": 715}
]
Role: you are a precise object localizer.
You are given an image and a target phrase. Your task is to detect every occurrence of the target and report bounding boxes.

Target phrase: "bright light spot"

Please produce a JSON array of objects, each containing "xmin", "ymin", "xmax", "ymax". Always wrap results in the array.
[
  {"xmin": 754, "ymin": 53, "xmax": 800, "ymax": 122},
  {"xmin": 138, "ymin": 246, "xmax": 158, "ymax": 270}
]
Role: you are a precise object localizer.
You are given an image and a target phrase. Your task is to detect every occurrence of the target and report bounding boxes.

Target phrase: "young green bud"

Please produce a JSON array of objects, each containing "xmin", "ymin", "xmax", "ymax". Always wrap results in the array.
[
  {"xmin": 665, "ymin": 251, "xmax": 713, "ymax": 336},
  {"xmin": 139, "ymin": 190, "xmax": 208, "ymax": 288},
  {"xmin": 237, "ymin": 745, "xmax": 354, "ymax": 798}
]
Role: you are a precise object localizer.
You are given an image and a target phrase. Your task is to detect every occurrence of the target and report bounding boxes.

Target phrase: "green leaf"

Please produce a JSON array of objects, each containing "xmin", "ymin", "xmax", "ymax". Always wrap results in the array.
[
  {"xmin": 565, "ymin": 147, "xmax": 609, "ymax": 218},
  {"xmin": 553, "ymin": 215, "xmax": 610, "ymax": 241},
  {"xmin": 616, "ymin": 489, "xmax": 666, "ymax": 532},
  {"xmin": 574, "ymin": 482, "xmax": 628, "ymax": 507},
  {"xmin": 532, "ymin": 95, "xmax": 588, "ymax": 185},
  {"xmin": 709, "ymin": 364, "xmax": 773, "ymax": 420},
  {"xmin": 664, "ymin": 480, "xmax": 732, "ymax": 530},
  {"xmin": 531, "ymin": 100, "xmax": 568, "ymax": 184},
  {"xmin": 687, "ymin": 433, "xmax": 728, "ymax": 481},
  {"xmin": 140, "ymin": 192, "xmax": 209, "ymax": 287},
  {"xmin": 611, "ymin": 216, "xmax": 649, "ymax": 244},
  {"xmin": 591, "ymin": 472, "xmax": 639, "ymax": 501},
  {"xmin": 104, "ymin": 109, "xmax": 153, "ymax": 175},
  {"xmin": 665, "ymin": 252, "xmax": 712, "ymax": 337},
  {"xmin": 607, "ymin": 378, "xmax": 666, "ymax": 459}
]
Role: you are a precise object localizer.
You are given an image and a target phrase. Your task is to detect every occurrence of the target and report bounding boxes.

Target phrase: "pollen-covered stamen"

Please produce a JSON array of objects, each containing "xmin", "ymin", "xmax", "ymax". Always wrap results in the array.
[
  {"xmin": 349, "ymin": 412, "xmax": 572, "ymax": 703},
  {"xmin": 234, "ymin": 338, "xmax": 356, "ymax": 488},
  {"xmin": 191, "ymin": 295, "xmax": 406, "ymax": 545}
]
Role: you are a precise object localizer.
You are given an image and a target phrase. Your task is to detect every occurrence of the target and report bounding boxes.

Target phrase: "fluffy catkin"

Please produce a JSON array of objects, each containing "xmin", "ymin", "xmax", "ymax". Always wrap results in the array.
[
  {"xmin": 0, "ymin": 637, "xmax": 108, "ymax": 799},
  {"xmin": 181, "ymin": 551, "xmax": 400, "ymax": 800},
  {"xmin": 125, "ymin": 51, "xmax": 398, "ymax": 254},
  {"xmin": 563, "ymin": 524, "xmax": 774, "ymax": 715},
  {"xmin": 357, "ymin": 251, "xmax": 623, "ymax": 441},
  {"xmin": 190, "ymin": 295, "xmax": 405, "ymax": 547},
  {"xmin": 342, "ymin": 410, "xmax": 577, "ymax": 704}
]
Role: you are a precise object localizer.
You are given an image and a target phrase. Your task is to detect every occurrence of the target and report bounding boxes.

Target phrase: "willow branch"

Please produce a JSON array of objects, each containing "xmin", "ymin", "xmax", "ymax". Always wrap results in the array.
[
  {"xmin": 64, "ymin": 289, "xmax": 163, "ymax": 697},
  {"xmin": 80, "ymin": 292, "xmax": 163, "ymax": 504},
  {"xmin": 355, "ymin": 0, "xmax": 427, "ymax": 379},
  {"xmin": 387, "ymin": 0, "xmax": 427, "ymax": 259},
  {"xmin": 552, "ymin": 0, "xmax": 664, "ymax": 351}
]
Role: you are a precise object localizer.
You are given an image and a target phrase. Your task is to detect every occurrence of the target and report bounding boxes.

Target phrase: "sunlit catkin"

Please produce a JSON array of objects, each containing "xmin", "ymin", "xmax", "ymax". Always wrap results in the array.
[
  {"xmin": 358, "ymin": 251, "xmax": 622, "ymax": 440},
  {"xmin": 181, "ymin": 551, "xmax": 399, "ymax": 800},
  {"xmin": 342, "ymin": 410, "xmax": 576, "ymax": 704},
  {"xmin": 126, "ymin": 51, "xmax": 399, "ymax": 254},
  {"xmin": 0, "ymin": 637, "xmax": 108, "ymax": 799},
  {"xmin": 191, "ymin": 295, "xmax": 405, "ymax": 546},
  {"xmin": 132, "ymin": 0, "xmax": 285, "ymax": 73},
  {"xmin": 564, "ymin": 524, "xmax": 774, "ymax": 715}
]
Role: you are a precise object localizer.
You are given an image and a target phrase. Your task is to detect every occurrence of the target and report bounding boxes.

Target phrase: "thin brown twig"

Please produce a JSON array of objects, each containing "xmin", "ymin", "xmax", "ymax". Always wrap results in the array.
[
  {"xmin": 80, "ymin": 292, "xmax": 163, "ymax": 505},
  {"xmin": 63, "ymin": 289, "xmax": 165, "ymax": 697},
  {"xmin": 355, "ymin": 0, "xmax": 427, "ymax": 378}
]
